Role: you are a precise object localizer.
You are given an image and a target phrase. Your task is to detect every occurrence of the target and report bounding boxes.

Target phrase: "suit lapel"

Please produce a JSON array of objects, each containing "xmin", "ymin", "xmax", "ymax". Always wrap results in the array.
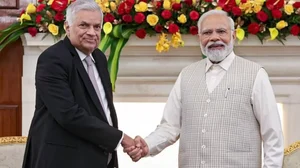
[
  {"xmin": 93, "ymin": 52, "xmax": 118, "ymax": 128},
  {"xmin": 63, "ymin": 37, "xmax": 108, "ymax": 122}
]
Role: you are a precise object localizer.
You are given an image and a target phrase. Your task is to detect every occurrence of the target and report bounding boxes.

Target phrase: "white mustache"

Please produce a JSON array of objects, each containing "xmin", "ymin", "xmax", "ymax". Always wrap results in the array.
[{"xmin": 206, "ymin": 41, "xmax": 226, "ymax": 49}]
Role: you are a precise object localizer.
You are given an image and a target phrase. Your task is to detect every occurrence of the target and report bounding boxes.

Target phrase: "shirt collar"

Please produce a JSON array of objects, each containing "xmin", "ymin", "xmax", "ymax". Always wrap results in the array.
[
  {"xmin": 75, "ymin": 48, "xmax": 96, "ymax": 63},
  {"xmin": 205, "ymin": 51, "xmax": 235, "ymax": 72}
]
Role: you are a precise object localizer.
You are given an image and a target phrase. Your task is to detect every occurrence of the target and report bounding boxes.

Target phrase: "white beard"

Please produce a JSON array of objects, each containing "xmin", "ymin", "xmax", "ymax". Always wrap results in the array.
[{"xmin": 200, "ymin": 38, "xmax": 234, "ymax": 63}]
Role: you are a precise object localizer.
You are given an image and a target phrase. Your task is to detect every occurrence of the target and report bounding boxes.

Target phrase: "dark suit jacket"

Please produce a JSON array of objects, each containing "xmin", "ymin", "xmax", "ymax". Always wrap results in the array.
[{"xmin": 22, "ymin": 37, "xmax": 123, "ymax": 168}]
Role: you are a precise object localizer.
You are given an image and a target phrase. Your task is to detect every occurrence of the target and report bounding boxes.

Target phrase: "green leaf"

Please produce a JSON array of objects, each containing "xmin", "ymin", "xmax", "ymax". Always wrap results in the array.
[
  {"xmin": 112, "ymin": 25, "xmax": 122, "ymax": 38},
  {"xmin": 0, "ymin": 22, "xmax": 20, "ymax": 33},
  {"xmin": 276, "ymin": 36, "xmax": 285, "ymax": 45},
  {"xmin": 121, "ymin": 28, "xmax": 134, "ymax": 39},
  {"xmin": 0, "ymin": 22, "xmax": 34, "ymax": 46},
  {"xmin": 256, "ymin": 34, "xmax": 264, "ymax": 44},
  {"xmin": 107, "ymin": 38, "xmax": 129, "ymax": 91},
  {"xmin": 99, "ymin": 34, "xmax": 114, "ymax": 53},
  {"xmin": 0, "ymin": 30, "xmax": 25, "ymax": 52}
]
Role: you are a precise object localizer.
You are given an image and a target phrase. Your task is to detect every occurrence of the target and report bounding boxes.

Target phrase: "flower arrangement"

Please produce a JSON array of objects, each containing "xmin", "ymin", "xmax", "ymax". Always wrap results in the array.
[{"xmin": 0, "ymin": 0, "xmax": 299, "ymax": 90}]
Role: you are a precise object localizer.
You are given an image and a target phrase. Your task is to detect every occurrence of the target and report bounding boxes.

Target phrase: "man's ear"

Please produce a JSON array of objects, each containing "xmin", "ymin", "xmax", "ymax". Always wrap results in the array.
[
  {"xmin": 198, "ymin": 34, "xmax": 201, "ymax": 42},
  {"xmin": 232, "ymin": 30, "xmax": 236, "ymax": 41},
  {"xmin": 64, "ymin": 21, "xmax": 70, "ymax": 36}
]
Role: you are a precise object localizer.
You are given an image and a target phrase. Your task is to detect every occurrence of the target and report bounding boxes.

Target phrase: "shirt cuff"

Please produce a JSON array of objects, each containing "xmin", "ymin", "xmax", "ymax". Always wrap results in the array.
[{"xmin": 115, "ymin": 132, "xmax": 124, "ymax": 151}]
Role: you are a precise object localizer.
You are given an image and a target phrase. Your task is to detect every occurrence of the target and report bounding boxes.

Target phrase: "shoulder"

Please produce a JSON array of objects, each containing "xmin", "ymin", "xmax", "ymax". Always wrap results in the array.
[
  {"xmin": 93, "ymin": 48, "xmax": 107, "ymax": 61},
  {"xmin": 234, "ymin": 55, "xmax": 262, "ymax": 69},
  {"xmin": 37, "ymin": 40, "xmax": 73, "ymax": 70},
  {"xmin": 39, "ymin": 40, "xmax": 72, "ymax": 61},
  {"xmin": 182, "ymin": 58, "xmax": 206, "ymax": 73}
]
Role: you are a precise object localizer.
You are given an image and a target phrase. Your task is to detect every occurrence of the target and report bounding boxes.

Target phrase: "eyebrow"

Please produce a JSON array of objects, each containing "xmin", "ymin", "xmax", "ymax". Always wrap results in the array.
[
  {"xmin": 201, "ymin": 27, "xmax": 228, "ymax": 32},
  {"xmin": 79, "ymin": 21, "xmax": 102, "ymax": 26}
]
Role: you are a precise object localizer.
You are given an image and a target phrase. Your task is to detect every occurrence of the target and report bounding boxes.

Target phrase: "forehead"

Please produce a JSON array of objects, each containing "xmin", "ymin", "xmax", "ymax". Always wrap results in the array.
[
  {"xmin": 201, "ymin": 14, "xmax": 230, "ymax": 30},
  {"xmin": 74, "ymin": 10, "xmax": 102, "ymax": 24}
]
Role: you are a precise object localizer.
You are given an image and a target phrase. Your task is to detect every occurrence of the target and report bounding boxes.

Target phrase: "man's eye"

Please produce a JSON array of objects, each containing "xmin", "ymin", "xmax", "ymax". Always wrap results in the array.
[
  {"xmin": 203, "ymin": 32, "xmax": 211, "ymax": 35},
  {"xmin": 218, "ymin": 30, "xmax": 226, "ymax": 34},
  {"xmin": 94, "ymin": 25, "xmax": 101, "ymax": 29},
  {"xmin": 79, "ymin": 24, "xmax": 87, "ymax": 28}
]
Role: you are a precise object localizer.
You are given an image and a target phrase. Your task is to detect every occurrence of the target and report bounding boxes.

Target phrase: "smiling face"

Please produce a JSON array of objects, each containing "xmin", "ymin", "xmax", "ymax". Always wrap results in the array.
[
  {"xmin": 65, "ymin": 10, "xmax": 102, "ymax": 55},
  {"xmin": 198, "ymin": 14, "xmax": 236, "ymax": 63}
]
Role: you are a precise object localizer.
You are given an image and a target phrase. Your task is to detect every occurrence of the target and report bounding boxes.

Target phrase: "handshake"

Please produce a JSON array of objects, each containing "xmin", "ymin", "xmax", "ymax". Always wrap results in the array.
[{"xmin": 121, "ymin": 134, "xmax": 149, "ymax": 162}]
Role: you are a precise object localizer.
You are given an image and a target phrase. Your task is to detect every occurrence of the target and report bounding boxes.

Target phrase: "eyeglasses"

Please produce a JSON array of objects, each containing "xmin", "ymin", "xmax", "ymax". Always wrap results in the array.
[{"xmin": 200, "ymin": 28, "xmax": 232, "ymax": 38}]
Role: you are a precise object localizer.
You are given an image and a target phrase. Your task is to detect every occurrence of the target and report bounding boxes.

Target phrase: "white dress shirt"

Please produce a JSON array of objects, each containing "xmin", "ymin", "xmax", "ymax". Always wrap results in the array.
[
  {"xmin": 145, "ymin": 52, "xmax": 284, "ymax": 167},
  {"xmin": 76, "ymin": 49, "xmax": 123, "ymax": 163}
]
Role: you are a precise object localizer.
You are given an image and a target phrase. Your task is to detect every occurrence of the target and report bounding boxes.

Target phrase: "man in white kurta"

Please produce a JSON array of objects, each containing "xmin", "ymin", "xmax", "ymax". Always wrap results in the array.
[{"xmin": 125, "ymin": 9, "xmax": 284, "ymax": 168}]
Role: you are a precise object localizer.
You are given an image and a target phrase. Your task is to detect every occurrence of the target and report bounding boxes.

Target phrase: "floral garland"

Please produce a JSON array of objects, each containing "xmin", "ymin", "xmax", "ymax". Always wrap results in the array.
[{"xmin": 0, "ymin": 0, "xmax": 299, "ymax": 90}]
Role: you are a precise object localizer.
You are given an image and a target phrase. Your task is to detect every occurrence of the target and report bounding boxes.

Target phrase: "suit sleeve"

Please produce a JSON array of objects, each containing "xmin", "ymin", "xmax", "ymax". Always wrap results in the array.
[{"xmin": 35, "ymin": 50, "xmax": 123, "ymax": 152}]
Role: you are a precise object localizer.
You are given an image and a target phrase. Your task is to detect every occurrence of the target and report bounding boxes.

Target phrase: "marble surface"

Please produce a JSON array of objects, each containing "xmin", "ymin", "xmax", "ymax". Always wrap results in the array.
[
  {"xmin": 0, "ymin": 144, "xmax": 26, "ymax": 168},
  {"xmin": 0, "ymin": 0, "xmax": 17, "ymax": 8}
]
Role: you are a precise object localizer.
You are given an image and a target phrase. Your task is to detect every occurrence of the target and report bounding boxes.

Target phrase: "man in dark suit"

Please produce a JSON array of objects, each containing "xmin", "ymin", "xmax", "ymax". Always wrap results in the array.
[{"xmin": 22, "ymin": 0, "xmax": 140, "ymax": 168}]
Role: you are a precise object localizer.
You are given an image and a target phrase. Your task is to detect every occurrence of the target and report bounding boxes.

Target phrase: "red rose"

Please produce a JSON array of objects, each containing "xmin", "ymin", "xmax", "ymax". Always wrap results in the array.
[
  {"xmin": 172, "ymin": 3, "xmax": 181, "ymax": 11},
  {"xmin": 189, "ymin": 10, "xmax": 199, "ymax": 21},
  {"xmin": 139, "ymin": 0, "xmax": 147, "ymax": 2},
  {"xmin": 51, "ymin": 0, "xmax": 68, "ymax": 12},
  {"xmin": 134, "ymin": 13, "xmax": 145, "ymax": 24},
  {"xmin": 118, "ymin": 1, "xmax": 133, "ymax": 14},
  {"xmin": 189, "ymin": 26, "xmax": 198, "ymax": 35},
  {"xmin": 271, "ymin": 9, "xmax": 282, "ymax": 19},
  {"xmin": 205, "ymin": 0, "xmax": 213, "ymax": 2},
  {"xmin": 126, "ymin": 0, "xmax": 135, "ymax": 6},
  {"xmin": 248, "ymin": 22, "xmax": 260, "ymax": 34},
  {"xmin": 184, "ymin": 0, "xmax": 192, "ymax": 6},
  {"xmin": 154, "ymin": 24, "xmax": 163, "ymax": 33},
  {"xmin": 256, "ymin": 11, "xmax": 268, "ymax": 22},
  {"xmin": 155, "ymin": 1, "xmax": 162, "ymax": 8},
  {"xmin": 38, "ymin": 0, "xmax": 43, "ymax": 2},
  {"xmin": 28, "ymin": 27, "xmax": 38, "ymax": 37},
  {"xmin": 168, "ymin": 23, "xmax": 179, "ymax": 34},
  {"xmin": 36, "ymin": 4, "xmax": 46, "ymax": 12},
  {"xmin": 118, "ymin": 3, "xmax": 126, "ymax": 15},
  {"xmin": 290, "ymin": 25, "xmax": 300, "ymax": 36},
  {"xmin": 54, "ymin": 12, "xmax": 64, "ymax": 21},
  {"xmin": 161, "ymin": 10, "xmax": 172, "ymax": 19},
  {"xmin": 266, "ymin": 0, "xmax": 284, "ymax": 10},
  {"xmin": 222, "ymin": 0, "xmax": 236, "ymax": 12},
  {"xmin": 293, "ymin": 2, "xmax": 300, "ymax": 8},
  {"xmin": 135, "ymin": 29, "xmax": 147, "ymax": 39},
  {"xmin": 36, "ymin": 15, "xmax": 42, "ymax": 23},
  {"xmin": 124, "ymin": 1, "xmax": 134, "ymax": 13},
  {"xmin": 218, "ymin": 0, "xmax": 227, "ymax": 8},
  {"xmin": 122, "ymin": 14, "xmax": 132, "ymax": 23},
  {"xmin": 232, "ymin": 6, "xmax": 242, "ymax": 16},
  {"xmin": 104, "ymin": 13, "xmax": 115, "ymax": 23}
]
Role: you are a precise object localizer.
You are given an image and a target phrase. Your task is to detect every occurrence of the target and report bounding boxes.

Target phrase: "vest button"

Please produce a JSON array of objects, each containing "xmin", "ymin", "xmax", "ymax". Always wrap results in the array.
[
  {"xmin": 201, "ymin": 145, "xmax": 206, "ymax": 149},
  {"xmin": 201, "ymin": 161, "xmax": 206, "ymax": 164},
  {"xmin": 206, "ymin": 99, "xmax": 211, "ymax": 103},
  {"xmin": 204, "ymin": 114, "xmax": 208, "ymax": 117},
  {"xmin": 202, "ymin": 129, "xmax": 206, "ymax": 133}
]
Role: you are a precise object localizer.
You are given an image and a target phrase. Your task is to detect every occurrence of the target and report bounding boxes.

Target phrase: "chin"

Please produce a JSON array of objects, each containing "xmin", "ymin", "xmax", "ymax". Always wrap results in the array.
[{"xmin": 84, "ymin": 44, "xmax": 96, "ymax": 50}]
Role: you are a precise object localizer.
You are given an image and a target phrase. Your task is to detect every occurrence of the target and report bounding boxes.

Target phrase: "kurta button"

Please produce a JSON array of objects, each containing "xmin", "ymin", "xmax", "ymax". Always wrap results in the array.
[
  {"xmin": 201, "ymin": 161, "xmax": 205, "ymax": 164},
  {"xmin": 201, "ymin": 145, "xmax": 206, "ymax": 149},
  {"xmin": 206, "ymin": 99, "xmax": 210, "ymax": 103},
  {"xmin": 204, "ymin": 114, "xmax": 207, "ymax": 117},
  {"xmin": 202, "ymin": 129, "xmax": 206, "ymax": 133}
]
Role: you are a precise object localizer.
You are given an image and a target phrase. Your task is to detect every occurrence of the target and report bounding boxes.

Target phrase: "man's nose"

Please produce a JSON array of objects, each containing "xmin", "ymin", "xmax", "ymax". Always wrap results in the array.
[
  {"xmin": 86, "ymin": 27, "xmax": 96, "ymax": 35},
  {"xmin": 209, "ymin": 31, "xmax": 220, "ymax": 42}
]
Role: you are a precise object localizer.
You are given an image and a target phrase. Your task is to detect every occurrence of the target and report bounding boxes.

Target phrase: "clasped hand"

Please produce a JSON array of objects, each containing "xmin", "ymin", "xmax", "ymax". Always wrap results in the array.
[{"xmin": 121, "ymin": 135, "xmax": 149, "ymax": 162}]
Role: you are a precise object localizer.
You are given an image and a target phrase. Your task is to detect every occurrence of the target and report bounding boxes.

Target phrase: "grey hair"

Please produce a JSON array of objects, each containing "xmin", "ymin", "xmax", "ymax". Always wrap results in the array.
[
  {"xmin": 66, "ymin": 0, "xmax": 103, "ymax": 26},
  {"xmin": 197, "ymin": 10, "xmax": 235, "ymax": 34}
]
